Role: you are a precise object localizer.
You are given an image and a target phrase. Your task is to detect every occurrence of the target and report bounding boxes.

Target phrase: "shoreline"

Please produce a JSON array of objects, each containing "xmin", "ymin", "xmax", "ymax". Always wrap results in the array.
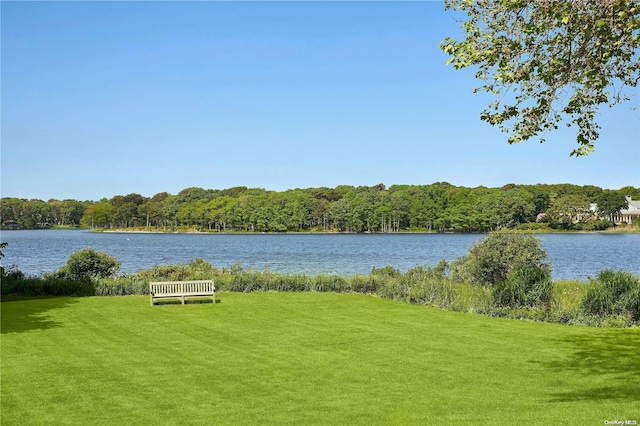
[
  {"xmin": 3, "ymin": 225, "xmax": 638, "ymax": 234},
  {"xmin": 97, "ymin": 229, "xmax": 639, "ymax": 235}
]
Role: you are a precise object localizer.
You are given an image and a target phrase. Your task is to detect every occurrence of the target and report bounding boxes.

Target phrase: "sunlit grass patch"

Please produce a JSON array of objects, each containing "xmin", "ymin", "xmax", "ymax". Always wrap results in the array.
[
  {"xmin": 553, "ymin": 280, "xmax": 589, "ymax": 311},
  {"xmin": 2, "ymin": 293, "xmax": 638, "ymax": 425}
]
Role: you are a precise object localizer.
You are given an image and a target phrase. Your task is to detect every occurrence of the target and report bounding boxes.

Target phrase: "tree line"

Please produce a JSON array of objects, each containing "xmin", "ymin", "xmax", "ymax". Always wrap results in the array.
[{"xmin": 2, "ymin": 183, "xmax": 638, "ymax": 233}]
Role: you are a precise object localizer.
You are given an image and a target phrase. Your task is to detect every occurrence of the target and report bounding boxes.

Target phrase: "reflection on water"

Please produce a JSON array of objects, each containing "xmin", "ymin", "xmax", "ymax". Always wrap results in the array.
[{"xmin": 1, "ymin": 230, "xmax": 638, "ymax": 280}]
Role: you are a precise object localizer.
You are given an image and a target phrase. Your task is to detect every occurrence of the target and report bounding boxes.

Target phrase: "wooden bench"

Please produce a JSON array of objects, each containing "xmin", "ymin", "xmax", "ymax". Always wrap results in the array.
[{"xmin": 149, "ymin": 280, "xmax": 215, "ymax": 305}]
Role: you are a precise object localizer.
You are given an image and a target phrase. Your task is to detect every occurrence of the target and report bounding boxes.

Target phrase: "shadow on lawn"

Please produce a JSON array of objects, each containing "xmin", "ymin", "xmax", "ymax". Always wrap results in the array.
[
  {"xmin": 541, "ymin": 329, "xmax": 640, "ymax": 403},
  {"xmin": 0, "ymin": 297, "xmax": 79, "ymax": 334}
]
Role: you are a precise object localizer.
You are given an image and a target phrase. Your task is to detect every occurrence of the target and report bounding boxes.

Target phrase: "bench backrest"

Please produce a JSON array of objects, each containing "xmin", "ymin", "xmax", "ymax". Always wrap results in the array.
[{"xmin": 150, "ymin": 280, "xmax": 215, "ymax": 295}]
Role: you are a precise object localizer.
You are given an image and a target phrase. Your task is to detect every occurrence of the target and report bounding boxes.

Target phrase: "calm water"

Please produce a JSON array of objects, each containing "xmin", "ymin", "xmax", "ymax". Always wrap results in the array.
[{"xmin": 1, "ymin": 230, "xmax": 638, "ymax": 280}]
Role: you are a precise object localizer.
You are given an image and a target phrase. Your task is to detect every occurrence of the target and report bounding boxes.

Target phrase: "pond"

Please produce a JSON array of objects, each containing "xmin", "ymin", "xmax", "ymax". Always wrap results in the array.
[{"xmin": 1, "ymin": 230, "xmax": 638, "ymax": 280}]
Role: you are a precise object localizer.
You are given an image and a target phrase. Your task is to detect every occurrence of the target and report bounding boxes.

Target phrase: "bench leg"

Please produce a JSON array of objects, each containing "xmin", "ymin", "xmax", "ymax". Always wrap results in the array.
[{"xmin": 181, "ymin": 295, "xmax": 185, "ymax": 305}]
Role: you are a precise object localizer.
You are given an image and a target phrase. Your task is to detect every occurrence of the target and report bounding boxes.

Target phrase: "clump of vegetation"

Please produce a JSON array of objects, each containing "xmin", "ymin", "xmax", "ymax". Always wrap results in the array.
[
  {"xmin": 0, "ymin": 276, "xmax": 95, "ymax": 297},
  {"xmin": 135, "ymin": 258, "xmax": 220, "ymax": 282},
  {"xmin": 0, "ymin": 243, "xmax": 94, "ymax": 296},
  {"xmin": 451, "ymin": 231, "xmax": 549, "ymax": 286},
  {"xmin": 4, "ymin": 183, "xmax": 638, "ymax": 234},
  {"xmin": 58, "ymin": 248, "xmax": 120, "ymax": 281},
  {"xmin": 3, "ymin": 242, "xmax": 639, "ymax": 328},
  {"xmin": 493, "ymin": 265, "xmax": 553, "ymax": 308},
  {"xmin": 583, "ymin": 270, "xmax": 640, "ymax": 320}
]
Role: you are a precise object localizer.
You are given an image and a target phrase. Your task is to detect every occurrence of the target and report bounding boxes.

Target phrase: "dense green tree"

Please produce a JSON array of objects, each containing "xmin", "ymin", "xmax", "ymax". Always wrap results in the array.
[
  {"xmin": 219, "ymin": 186, "xmax": 249, "ymax": 198},
  {"xmin": 176, "ymin": 202, "xmax": 196, "ymax": 227},
  {"xmin": 618, "ymin": 186, "xmax": 640, "ymax": 198},
  {"xmin": 138, "ymin": 201, "xmax": 163, "ymax": 227},
  {"xmin": 176, "ymin": 187, "xmax": 214, "ymax": 204},
  {"xmin": 81, "ymin": 202, "xmax": 115, "ymax": 229},
  {"xmin": 161, "ymin": 195, "xmax": 181, "ymax": 227},
  {"xmin": 0, "ymin": 198, "xmax": 21, "ymax": 226},
  {"xmin": 501, "ymin": 189, "xmax": 536, "ymax": 225},
  {"xmin": 596, "ymin": 191, "xmax": 628, "ymax": 221},
  {"xmin": 151, "ymin": 192, "xmax": 170, "ymax": 203},
  {"xmin": 441, "ymin": 0, "xmax": 640, "ymax": 155},
  {"xmin": 546, "ymin": 195, "xmax": 592, "ymax": 229},
  {"xmin": 205, "ymin": 196, "xmax": 237, "ymax": 232},
  {"xmin": 524, "ymin": 185, "xmax": 551, "ymax": 215},
  {"xmin": 330, "ymin": 198, "xmax": 352, "ymax": 232},
  {"xmin": 60, "ymin": 200, "xmax": 86, "ymax": 226},
  {"xmin": 115, "ymin": 202, "xmax": 139, "ymax": 227},
  {"xmin": 122, "ymin": 193, "xmax": 146, "ymax": 206}
]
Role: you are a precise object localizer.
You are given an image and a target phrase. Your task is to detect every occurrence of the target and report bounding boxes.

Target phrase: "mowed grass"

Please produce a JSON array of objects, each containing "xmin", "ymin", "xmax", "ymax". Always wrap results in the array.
[{"xmin": 2, "ymin": 293, "xmax": 638, "ymax": 425}]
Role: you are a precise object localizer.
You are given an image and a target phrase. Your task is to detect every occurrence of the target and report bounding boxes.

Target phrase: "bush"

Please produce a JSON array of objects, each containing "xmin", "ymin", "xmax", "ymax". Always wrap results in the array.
[
  {"xmin": 455, "ymin": 231, "xmax": 549, "ymax": 287},
  {"xmin": 493, "ymin": 265, "xmax": 553, "ymax": 308},
  {"xmin": 134, "ymin": 258, "xmax": 219, "ymax": 282},
  {"xmin": 60, "ymin": 248, "xmax": 120, "ymax": 280},
  {"xmin": 93, "ymin": 276, "xmax": 149, "ymax": 296},
  {"xmin": 345, "ymin": 274, "xmax": 381, "ymax": 294},
  {"xmin": 370, "ymin": 266, "xmax": 401, "ymax": 278},
  {"xmin": 312, "ymin": 275, "xmax": 349, "ymax": 292},
  {"xmin": 1, "ymin": 265, "xmax": 25, "ymax": 281},
  {"xmin": 573, "ymin": 219, "xmax": 612, "ymax": 231},
  {"xmin": 377, "ymin": 278, "xmax": 409, "ymax": 303},
  {"xmin": 1, "ymin": 276, "xmax": 94, "ymax": 297},
  {"xmin": 582, "ymin": 270, "xmax": 640, "ymax": 319},
  {"xmin": 621, "ymin": 285, "xmax": 640, "ymax": 320},
  {"xmin": 407, "ymin": 277, "xmax": 457, "ymax": 308},
  {"xmin": 598, "ymin": 270, "xmax": 637, "ymax": 298}
]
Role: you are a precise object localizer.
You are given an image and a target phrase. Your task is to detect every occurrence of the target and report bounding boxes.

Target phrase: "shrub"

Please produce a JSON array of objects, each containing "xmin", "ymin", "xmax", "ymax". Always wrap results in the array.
[
  {"xmin": 186, "ymin": 258, "xmax": 220, "ymax": 279},
  {"xmin": 1, "ymin": 259, "xmax": 94, "ymax": 297},
  {"xmin": 348, "ymin": 275, "xmax": 382, "ymax": 294},
  {"xmin": 408, "ymin": 277, "xmax": 457, "ymax": 308},
  {"xmin": 312, "ymin": 275, "xmax": 349, "ymax": 292},
  {"xmin": 449, "ymin": 255, "xmax": 474, "ymax": 283},
  {"xmin": 493, "ymin": 265, "xmax": 553, "ymax": 308},
  {"xmin": 598, "ymin": 270, "xmax": 637, "ymax": 298},
  {"xmin": 1, "ymin": 276, "xmax": 94, "ymax": 297},
  {"xmin": 450, "ymin": 281, "xmax": 493, "ymax": 313},
  {"xmin": 136, "ymin": 259, "xmax": 219, "ymax": 282},
  {"xmin": 576, "ymin": 219, "xmax": 612, "ymax": 231},
  {"xmin": 370, "ymin": 266, "xmax": 401, "ymax": 278},
  {"xmin": 582, "ymin": 270, "xmax": 640, "ymax": 319},
  {"xmin": 377, "ymin": 278, "xmax": 409, "ymax": 303},
  {"xmin": 456, "ymin": 231, "xmax": 549, "ymax": 287},
  {"xmin": 93, "ymin": 276, "xmax": 149, "ymax": 296},
  {"xmin": 225, "ymin": 271, "xmax": 265, "ymax": 292},
  {"xmin": 493, "ymin": 276, "xmax": 526, "ymax": 308},
  {"xmin": 1, "ymin": 265, "xmax": 25, "ymax": 281},
  {"xmin": 621, "ymin": 285, "xmax": 640, "ymax": 320},
  {"xmin": 60, "ymin": 248, "xmax": 120, "ymax": 280}
]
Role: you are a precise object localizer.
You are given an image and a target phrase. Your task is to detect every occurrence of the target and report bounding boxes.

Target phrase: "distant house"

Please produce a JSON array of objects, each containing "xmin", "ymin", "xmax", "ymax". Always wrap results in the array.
[
  {"xmin": 4, "ymin": 220, "xmax": 19, "ymax": 230},
  {"xmin": 611, "ymin": 196, "xmax": 640, "ymax": 224}
]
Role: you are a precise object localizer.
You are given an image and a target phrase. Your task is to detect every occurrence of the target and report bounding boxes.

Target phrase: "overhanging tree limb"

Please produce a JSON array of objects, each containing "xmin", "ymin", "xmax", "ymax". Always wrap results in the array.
[{"xmin": 440, "ymin": 0, "xmax": 640, "ymax": 156}]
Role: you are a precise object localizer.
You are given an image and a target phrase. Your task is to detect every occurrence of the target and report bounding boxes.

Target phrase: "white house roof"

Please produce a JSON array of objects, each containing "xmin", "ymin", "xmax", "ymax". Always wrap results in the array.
[{"xmin": 621, "ymin": 196, "xmax": 640, "ymax": 215}]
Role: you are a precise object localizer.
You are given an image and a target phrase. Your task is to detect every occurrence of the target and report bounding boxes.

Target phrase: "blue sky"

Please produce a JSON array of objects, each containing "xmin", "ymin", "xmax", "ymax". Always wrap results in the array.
[{"xmin": 2, "ymin": 1, "xmax": 639, "ymax": 201}]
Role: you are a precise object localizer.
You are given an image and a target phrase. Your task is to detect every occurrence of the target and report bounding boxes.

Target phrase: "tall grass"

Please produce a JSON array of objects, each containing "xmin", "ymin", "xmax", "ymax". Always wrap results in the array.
[
  {"xmin": 3, "ymin": 259, "xmax": 639, "ymax": 327},
  {"xmin": 0, "ymin": 276, "xmax": 94, "ymax": 297}
]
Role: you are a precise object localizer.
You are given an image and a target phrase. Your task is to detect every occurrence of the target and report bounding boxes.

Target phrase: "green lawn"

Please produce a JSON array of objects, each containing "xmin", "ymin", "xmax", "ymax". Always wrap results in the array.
[{"xmin": 2, "ymin": 293, "xmax": 638, "ymax": 425}]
